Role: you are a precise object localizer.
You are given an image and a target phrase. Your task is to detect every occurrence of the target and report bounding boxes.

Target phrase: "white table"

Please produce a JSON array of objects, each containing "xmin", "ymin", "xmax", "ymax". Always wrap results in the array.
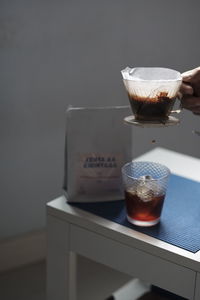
[{"xmin": 46, "ymin": 147, "xmax": 200, "ymax": 300}]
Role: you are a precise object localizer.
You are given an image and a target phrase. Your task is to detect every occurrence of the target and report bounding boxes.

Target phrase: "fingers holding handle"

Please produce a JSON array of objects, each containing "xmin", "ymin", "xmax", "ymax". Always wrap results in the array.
[{"xmin": 180, "ymin": 67, "xmax": 200, "ymax": 114}]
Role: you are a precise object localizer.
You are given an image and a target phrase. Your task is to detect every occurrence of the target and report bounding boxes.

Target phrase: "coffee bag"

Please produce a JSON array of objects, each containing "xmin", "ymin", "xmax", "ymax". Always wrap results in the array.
[{"xmin": 63, "ymin": 106, "xmax": 132, "ymax": 202}]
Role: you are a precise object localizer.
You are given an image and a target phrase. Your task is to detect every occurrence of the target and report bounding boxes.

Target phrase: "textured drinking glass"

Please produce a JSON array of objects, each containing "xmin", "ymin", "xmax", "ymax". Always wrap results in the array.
[
  {"xmin": 122, "ymin": 161, "xmax": 170, "ymax": 227},
  {"xmin": 121, "ymin": 67, "xmax": 182, "ymax": 122}
]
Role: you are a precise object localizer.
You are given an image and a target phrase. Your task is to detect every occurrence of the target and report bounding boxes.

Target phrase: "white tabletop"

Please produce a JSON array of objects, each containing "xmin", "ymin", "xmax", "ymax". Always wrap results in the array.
[
  {"xmin": 134, "ymin": 147, "xmax": 200, "ymax": 183},
  {"xmin": 47, "ymin": 147, "xmax": 200, "ymax": 272}
]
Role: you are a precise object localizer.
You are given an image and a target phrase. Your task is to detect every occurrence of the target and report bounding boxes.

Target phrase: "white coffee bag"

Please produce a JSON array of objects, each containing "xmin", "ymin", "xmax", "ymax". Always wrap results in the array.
[{"xmin": 63, "ymin": 106, "xmax": 132, "ymax": 202}]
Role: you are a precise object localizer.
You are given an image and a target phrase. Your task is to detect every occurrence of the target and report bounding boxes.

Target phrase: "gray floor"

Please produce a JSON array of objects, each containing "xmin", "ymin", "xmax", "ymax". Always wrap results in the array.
[
  {"xmin": 0, "ymin": 261, "xmax": 46, "ymax": 300},
  {"xmin": 0, "ymin": 256, "xmax": 149, "ymax": 300}
]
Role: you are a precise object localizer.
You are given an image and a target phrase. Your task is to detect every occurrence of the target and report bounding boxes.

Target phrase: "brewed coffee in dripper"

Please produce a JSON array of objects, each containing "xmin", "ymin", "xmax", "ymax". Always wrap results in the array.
[{"xmin": 121, "ymin": 67, "xmax": 182, "ymax": 125}]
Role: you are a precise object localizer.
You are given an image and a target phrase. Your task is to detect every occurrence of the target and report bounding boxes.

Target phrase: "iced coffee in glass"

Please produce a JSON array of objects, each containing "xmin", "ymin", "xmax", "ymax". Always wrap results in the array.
[{"xmin": 122, "ymin": 161, "xmax": 170, "ymax": 226}]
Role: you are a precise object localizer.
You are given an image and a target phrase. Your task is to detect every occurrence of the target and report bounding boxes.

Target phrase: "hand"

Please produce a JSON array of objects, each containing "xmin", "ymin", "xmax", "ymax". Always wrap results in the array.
[{"xmin": 180, "ymin": 67, "xmax": 200, "ymax": 115}]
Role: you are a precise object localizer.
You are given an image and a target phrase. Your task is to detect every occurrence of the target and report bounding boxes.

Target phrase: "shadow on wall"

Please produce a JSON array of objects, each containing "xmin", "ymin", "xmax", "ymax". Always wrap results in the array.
[{"xmin": 0, "ymin": 0, "xmax": 199, "ymax": 247}]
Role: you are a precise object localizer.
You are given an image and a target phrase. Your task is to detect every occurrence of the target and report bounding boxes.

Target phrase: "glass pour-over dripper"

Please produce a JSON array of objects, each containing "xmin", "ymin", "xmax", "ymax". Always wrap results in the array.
[{"xmin": 121, "ymin": 67, "xmax": 182, "ymax": 126}]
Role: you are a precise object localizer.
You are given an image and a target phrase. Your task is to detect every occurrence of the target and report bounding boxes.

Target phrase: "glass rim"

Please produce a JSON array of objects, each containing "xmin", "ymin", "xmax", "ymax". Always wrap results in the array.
[
  {"xmin": 123, "ymin": 78, "xmax": 182, "ymax": 83},
  {"xmin": 121, "ymin": 67, "xmax": 182, "ymax": 82},
  {"xmin": 121, "ymin": 161, "xmax": 171, "ymax": 181}
]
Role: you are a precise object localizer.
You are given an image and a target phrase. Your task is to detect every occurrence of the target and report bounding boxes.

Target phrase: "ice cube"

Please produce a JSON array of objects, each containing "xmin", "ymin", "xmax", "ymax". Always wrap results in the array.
[
  {"xmin": 127, "ymin": 186, "xmax": 136, "ymax": 195},
  {"xmin": 136, "ymin": 183, "xmax": 154, "ymax": 202},
  {"xmin": 139, "ymin": 175, "xmax": 153, "ymax": 181},
  {"xmin": 136, "ymin": 175, "xmax": 154, "ymax": 202}
]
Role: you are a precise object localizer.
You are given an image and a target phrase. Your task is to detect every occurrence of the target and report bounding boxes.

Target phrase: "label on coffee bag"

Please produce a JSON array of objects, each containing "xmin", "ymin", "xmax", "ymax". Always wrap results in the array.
[{"xmin": 76, "ymin": 153, "xmax": 124, "ymax": 195}]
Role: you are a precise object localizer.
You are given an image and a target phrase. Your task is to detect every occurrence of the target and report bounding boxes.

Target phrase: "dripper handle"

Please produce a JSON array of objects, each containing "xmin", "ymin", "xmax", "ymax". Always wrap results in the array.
[{"xmin": 171, "ymin": 96, "xmax": 182, "ymax": 114}]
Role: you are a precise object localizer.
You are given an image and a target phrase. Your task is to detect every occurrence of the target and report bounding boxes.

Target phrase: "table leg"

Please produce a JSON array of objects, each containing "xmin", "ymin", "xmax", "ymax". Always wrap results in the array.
[
  {"xmin": 46, "ymin": 214, "xmax": 76, "ymax": 300},
  {"xmin": 194, "ymin": 272, "xmax": 200, "ymax": 300},
  {"xmin": 69, "ymin": 252, "xmax": 77, "ymax": 300}
]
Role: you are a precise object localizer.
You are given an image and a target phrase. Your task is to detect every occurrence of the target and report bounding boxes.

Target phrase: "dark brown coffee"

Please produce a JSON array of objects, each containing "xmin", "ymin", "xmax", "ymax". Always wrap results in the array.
[
  {"xmin": 128, "ymin": 92, "xmax": 176, "ymax": 121},
  {"xmin": 125, "ymin": 190, "xmax": 165, "ymax": 222}
]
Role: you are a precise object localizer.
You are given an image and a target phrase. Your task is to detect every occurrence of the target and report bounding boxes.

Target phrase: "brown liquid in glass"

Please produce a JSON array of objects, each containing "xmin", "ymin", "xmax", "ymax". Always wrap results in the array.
[{"xmin": 125, "ymin": 190, "xmax": 165, "ymax": 222}]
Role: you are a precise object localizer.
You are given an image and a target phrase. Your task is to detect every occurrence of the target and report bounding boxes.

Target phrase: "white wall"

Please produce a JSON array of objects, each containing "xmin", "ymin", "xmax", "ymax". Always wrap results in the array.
[{"xmin": 0, "ymin": 0, "xmax": 200, "ymax": 239}]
